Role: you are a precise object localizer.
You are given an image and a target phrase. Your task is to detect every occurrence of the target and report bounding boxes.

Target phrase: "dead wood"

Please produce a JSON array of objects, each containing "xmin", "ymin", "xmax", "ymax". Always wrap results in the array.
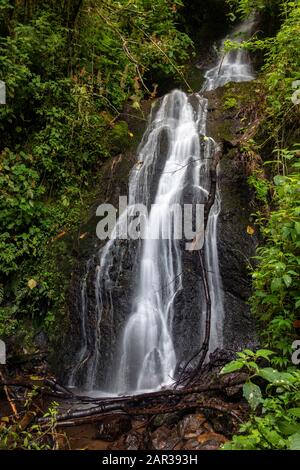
[
  {"xmin": 36, "ymin": 372, "xmax": 247, "ymax": 427},
  {"xmin": 0, "ymin": 369, "xmax": 18, "ymax": 416}
]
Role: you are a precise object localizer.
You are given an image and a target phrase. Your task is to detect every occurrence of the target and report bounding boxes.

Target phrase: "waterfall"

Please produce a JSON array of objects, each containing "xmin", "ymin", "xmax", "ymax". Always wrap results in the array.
[
  {"xmin": 204, "ymin": 17, "xmax": 255, "ymax": 91},
  {"xmin": 68, "ymin": 19, "xmax": 254, "ymax": 395},
  {"xmin": 112, "ymin": 92, "xmax": 212, "ymax": 393}
]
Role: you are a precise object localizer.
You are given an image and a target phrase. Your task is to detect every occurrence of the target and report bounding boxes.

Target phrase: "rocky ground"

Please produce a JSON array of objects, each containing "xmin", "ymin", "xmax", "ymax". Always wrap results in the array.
[{"xmin": 64, "ymin": 412, "xmax": 229, "ymax": 450}]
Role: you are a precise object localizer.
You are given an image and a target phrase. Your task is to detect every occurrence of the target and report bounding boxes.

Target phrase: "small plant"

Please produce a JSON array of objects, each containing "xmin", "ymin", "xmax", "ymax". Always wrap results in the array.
[
  {"xmin": 247, "ymin": 171, "xmax": 270, "ymax": 203},
  {"xmin": 221, "ymin": 349, "xmax": 300, "ymax": 450},
  {"xmin": 250, "ymin": 152, "xmax": 300, "ymax": 366},
  {"xmin": 0, "ymin": 399, "xmax": 64, "ymax": 450},
  {"xmin": 223, "ymin": 96, "xmax": 238, "ymax": 110}
]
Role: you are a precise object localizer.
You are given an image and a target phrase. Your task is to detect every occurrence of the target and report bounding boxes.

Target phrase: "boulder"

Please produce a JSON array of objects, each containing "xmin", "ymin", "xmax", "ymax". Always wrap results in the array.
[
  {"xmin": 178, "ymin": 414, "xmax": 207, "ymax": 439},
  {"xmin": 150, "ymin": 426, "xmax": 179, "ymax": 450},
  {"xmin": 96, "ymin": 414, "xmax": 132, "ymax": 441},
  {"xmin": 125, "ymin": 430, "xmax": 142, "ymax": 450}
]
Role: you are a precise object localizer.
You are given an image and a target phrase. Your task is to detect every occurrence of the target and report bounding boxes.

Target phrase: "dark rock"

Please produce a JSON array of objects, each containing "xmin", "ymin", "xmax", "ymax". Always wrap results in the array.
[
  {"xmin": 183, "ymin": 432, "xmax": 227, "ymax": 450},
  {"xmin": 150, "ymin": 426, "xmax": 179, "ymax": 450},
  {"xmin": 197, "ymin": 432, "xmax": 228, "ymax": 449},
  {"xmin": 202, "ymin": 410, "xmax": 236, "ymax": 437},
  {"xmin": 96, "ymin": 414, "xmax": 132, "ymax": 441},
  {"xmin": 151, "ymin": 412, "xmax": 183, "ymax": 429},
  {"xmin": 178, "ymin": 414, "xmax": 207, "ymax": 439},
  {"xmin": 205, "ymin": 84, "xmax": 259, "ymax": 353},
  {"xmin": 34, "ymin": 331, "xmax": 48, "ymax": 349},
  {"xmin": 184, "ymin": 439, "xmax": 202, "ymax": 450},
  {"xmin": 59, "ymin": 80, "xmax": 258, "ymax": 388},
  {"xmin": 125, "ymin": 430, "xmax": 142, "ymax": 450},
  {"xmin": 225, "ymin": 384, "xmax": 243, "ymax": 400}
]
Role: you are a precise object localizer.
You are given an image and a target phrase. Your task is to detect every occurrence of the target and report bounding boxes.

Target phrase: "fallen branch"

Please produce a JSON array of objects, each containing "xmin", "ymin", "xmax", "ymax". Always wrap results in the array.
[
  {"xmin": 44, "ymin": 399, "xmax": 244, "ymax": 429},
  {"xmin": 36, "ymin": 373, "xmax": 247, "ymax": 426},
  {"xmin": 0, "ymin": 369, "xmax": 18, "ymax": 416}
]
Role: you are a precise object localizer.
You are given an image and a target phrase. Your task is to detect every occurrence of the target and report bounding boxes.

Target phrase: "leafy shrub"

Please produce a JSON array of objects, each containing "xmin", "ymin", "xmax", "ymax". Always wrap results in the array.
[
  {"xmin": 247, "ymin": 171, "xmax": 270, "ymax": 203},
  {"xmin": 250, "ymin": 151, "xmax": 300, "ymax": 365},
  {"xmin": 0, "ymin": 0, "xmax": 193, "ymax": 337},
  {"xmin": 221, "ymin": 349, "xmax": 300, "ymax": 450},
  {"xmin": 223, "ymin": 96, "xmax": 238, "ymax": 109},
  {"xmin": 0, "ymin": 399, "xmax": 62, "ymax": 450}
]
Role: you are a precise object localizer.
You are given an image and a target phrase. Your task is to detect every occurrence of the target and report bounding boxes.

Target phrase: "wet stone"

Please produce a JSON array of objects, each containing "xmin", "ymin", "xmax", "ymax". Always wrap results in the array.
[
  {"xmin": 150, "ymin": 426, "xmax": 179, "ymax": 450},
  {"xmin": 96, "ymin": 414, "xmax": 132, "ymax": 441},
  {"xmin": 178, "ymin": 414, "xmax": 207, "ymax": 439},
  {"xmin": 125, "ymin": 430, "xmax": 142, "ymax": 450}
]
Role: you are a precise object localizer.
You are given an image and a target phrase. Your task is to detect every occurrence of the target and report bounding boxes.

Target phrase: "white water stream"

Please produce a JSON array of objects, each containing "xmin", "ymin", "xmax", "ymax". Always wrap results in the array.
[{"xmin": 69, "ymin": 19, "xmax": 254, "ymax": 394}]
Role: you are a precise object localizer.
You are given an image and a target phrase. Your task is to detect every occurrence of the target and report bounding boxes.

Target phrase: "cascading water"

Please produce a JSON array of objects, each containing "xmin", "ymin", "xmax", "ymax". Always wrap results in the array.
[
  {"xmin": 204, "ymin": 17, "xmax": 255, "ymax": 91},
  {"xmin": 113, "ymin": 92, "xmax": 212, "ymax": 393},
  {"xmin": 68, "ymin": 19, "xmax": 254, "ymax": 395}
]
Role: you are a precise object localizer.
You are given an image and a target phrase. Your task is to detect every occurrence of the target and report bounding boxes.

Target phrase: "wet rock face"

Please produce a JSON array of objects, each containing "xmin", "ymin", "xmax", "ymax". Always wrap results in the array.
[
  {"xmin": 56, "ymin": 103, "xmax": 151, "ymax": 386},
  {"xmin": 218, "ymin": 154, "xmax": 258, "ymax": 351},
  {"xmin": 206, "ymin": 85, "xmax": 259, "ymax": 352}
]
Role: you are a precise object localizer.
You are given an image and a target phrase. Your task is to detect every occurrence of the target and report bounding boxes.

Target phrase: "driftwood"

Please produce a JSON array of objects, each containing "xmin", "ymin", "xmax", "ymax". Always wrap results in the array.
[
  {"xmin": 1, "ymin": 370, "xmax": 247, "ymax": 433},
  {"xmin": 0, "ymin": 376, "xmax": 78, "ymax": 404},
  {"xmin": 42, "ymin": 399, "xmax": 244, "ymax": 429},
  {"xmin": 0, "ymin": 370, "xmax": 18, "ymax": 416},
  {"xmin": 33, "ymin": 371, "xmax": 247, "ymax": 427}
]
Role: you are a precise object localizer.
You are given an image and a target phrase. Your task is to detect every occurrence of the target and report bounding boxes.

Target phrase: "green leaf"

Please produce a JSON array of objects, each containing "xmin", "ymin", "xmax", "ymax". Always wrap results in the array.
[
  {"xmin": 275, "ymin": 262, "xmax": 286, "ymax": 271},
  {"xmin": 278, "ymin": 421, "xmax": 300, "ymax": 436},
  {"xmin": 243, "ymin": 349, "xmax": 255, "ymax": 356},
  {"xmin": 248, "ymin": 361, "xmax": 259, "ymax": 371},
  {"xmin": 288, "ymin": 408, "xmax": 300, "ymax": 418},
  {"xmin": 274, "ymin": 175, "xmax": 286, "ymax": 186},
  {"xmin": 271, "ymin": 278, "xmax": 282, "ymax": 291},
  {"xmin": 258, "ymin": 368, "xmax": 278, "ymax": 382},
  {"xmin": 258, "ymin": 367, "xmax": 294, "ymax": 384},
  {"xmin": 283, "ymin": 274, "xmax": 292, "ymax": 287},
  {"xmin": 243, "ymin": 382, "xmax": 262, "ymax": 410},
  {"xmin": 255, "ymin": 349, "xmax": 274, "ymax": 359},
  {"xmin": 288, "ymin": 432, "xmax": 300, "ymax": 450},
  {"xmin": 220, "ymin": 360, "xmax": 244, "ymax": 374}
]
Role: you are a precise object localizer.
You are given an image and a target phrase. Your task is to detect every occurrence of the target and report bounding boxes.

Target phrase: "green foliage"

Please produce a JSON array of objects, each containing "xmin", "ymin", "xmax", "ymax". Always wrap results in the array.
[
  {"xmin": 251, "ymin": 150, "xmax": 300, "ymax": 365},
  {"xmin": 221, "ymin": 349, "xmax": 300, "ymax": 450},
  {"xmin": 223, "ymin": 96, "xmax": 238, "ymax": 109},
  {"xmin": 225, "ymin": 0, "xmax": 300, "ymax": 366},
  {"xmin": 227, "ymin": 0, "xmax": 282, "ymax": 19},
  {"xmin": 0, "ymin": 0, "xmax": 193, "ymax": 340},
  {"xmin": 223, "ymin": 0, "xmax": 300, "ymax": 450},
  {"xmin": 247, "ymin": 171, "xmax": 270, "ymax": 203},
  {"xmin": 220, "ymin": 348, "xmax": 275, "ymax": 374},
  {"xmin": 226, "ymin": 1, "xmax": 300, "ymax": 144},
  {"xmin": 262, "ymin": 4, "xmax": 300, "ymax": 144},
  {"xmin": 0, "ymin": 398, "xmax": 61, "ymax": 450}
]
